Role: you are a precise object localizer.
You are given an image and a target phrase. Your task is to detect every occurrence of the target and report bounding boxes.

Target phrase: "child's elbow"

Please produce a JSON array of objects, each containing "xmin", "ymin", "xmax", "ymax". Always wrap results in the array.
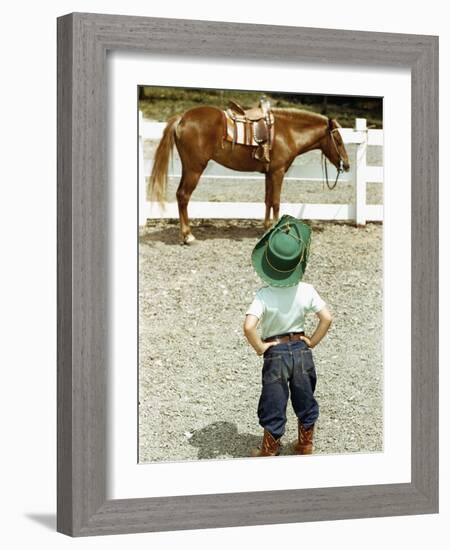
[
  {"xmin": 243, "ymin": 315, "xmax": 257, "ymax": 334},
  {"xmin": 319, "ymin": 308, "xmax": 333, "ymax": 324}
]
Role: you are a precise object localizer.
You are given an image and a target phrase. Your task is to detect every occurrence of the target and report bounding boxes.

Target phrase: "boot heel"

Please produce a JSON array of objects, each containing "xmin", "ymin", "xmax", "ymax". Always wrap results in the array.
[
  {"xmin": 251, "ymin": 429, "xmax": 281, "ymax": 457},
  {"xmin": 294, "ymin": 422, "xmax": 314, "ymax": 455}
]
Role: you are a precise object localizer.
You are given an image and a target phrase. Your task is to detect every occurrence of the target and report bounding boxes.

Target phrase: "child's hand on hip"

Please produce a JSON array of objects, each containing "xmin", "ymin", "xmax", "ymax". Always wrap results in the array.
[
  {"xmin": 300, "ymin": 335, "xmax": 313, "ymax": 348},
  {"xmin": 257, "ymin": 342, "xmax": 277, "ymax": 356}
]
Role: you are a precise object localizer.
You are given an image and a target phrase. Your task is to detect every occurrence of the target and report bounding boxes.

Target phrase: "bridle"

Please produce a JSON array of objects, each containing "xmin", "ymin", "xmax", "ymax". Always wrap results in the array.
[{"xmin": 321, "ymin": 119, "xmax": 345, "ymax": 190}]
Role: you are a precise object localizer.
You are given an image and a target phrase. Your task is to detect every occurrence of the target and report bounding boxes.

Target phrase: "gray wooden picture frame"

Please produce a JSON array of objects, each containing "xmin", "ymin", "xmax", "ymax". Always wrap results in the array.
[{"xmin": 57, "ymin": 12, "xmax": 439, "ymax": 537}]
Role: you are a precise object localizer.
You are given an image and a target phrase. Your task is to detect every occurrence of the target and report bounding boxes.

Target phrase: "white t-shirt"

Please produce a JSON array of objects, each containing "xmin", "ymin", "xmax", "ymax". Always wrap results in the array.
[{"xmin": 245, "ymin": 282, "xmax": 326, "ymax": 340}]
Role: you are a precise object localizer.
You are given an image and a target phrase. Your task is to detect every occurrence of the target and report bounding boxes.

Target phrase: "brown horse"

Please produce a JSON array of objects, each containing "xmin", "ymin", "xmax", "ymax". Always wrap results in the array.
[{"xmin": 149, "ymin": 106, "xmax": 350, "ymax": 244}]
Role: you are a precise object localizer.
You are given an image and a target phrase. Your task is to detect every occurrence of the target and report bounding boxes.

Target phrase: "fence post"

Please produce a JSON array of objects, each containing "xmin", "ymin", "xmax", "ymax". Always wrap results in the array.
[
  {"xmin": 354, "ymin": 118, "xmax": 367, "ymax": 226},
  {"xmin": 138, "ymin": 111, "xmax": 147, "ymax": 226}
]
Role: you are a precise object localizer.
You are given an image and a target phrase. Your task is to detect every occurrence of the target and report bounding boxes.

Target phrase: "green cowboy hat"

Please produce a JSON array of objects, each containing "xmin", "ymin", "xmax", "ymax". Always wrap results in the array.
[{"xmin": 251, "ymin": 215, "xmax": 311, "ymax": 287}]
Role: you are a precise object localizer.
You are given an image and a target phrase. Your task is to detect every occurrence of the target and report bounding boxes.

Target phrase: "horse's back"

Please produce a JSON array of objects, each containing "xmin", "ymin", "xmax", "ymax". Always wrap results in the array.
[
  {"xmin": 176, "ymin": 106, "xmax": 223, "ymax": 145},
  {"xmin": 179, "ymin": 105, "xmax": 224, "ymax": 126}
]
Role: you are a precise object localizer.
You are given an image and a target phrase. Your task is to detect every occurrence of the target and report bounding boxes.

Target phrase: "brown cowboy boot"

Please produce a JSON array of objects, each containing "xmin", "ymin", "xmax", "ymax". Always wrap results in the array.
[
  {"xmin": 294, "ymin": 422, "xmax": 315, "ymax": 455},
  {"xmin": 251, "ymin": 429, "xmax": 281, "ymax": 457}
]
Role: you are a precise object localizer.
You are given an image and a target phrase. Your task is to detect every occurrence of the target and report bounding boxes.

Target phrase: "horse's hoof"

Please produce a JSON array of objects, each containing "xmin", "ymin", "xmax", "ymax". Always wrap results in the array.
[{"xmin": 182, "ymin": 234, "xmax": 197, "ymax": 245}]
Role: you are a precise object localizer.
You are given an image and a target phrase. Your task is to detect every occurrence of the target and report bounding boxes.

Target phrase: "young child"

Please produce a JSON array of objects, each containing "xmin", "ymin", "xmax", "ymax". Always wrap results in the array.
[{"xmin": 244, "ymin": 215, "xmax": 332, "ymax": 457}]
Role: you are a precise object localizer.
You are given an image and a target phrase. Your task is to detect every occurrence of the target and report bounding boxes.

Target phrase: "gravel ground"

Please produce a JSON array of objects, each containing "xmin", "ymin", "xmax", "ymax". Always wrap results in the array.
[{"xmin": 139, "ymin": 219, "xmax": 383, "ymax": 463}]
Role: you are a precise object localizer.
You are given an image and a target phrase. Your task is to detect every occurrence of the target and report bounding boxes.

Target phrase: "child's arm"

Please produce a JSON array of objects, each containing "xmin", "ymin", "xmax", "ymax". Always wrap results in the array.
[
  {"xmin": 300, "ymin": 307, "xmax": 332, "ymax": 349},
  {"xmin": 243, "ymin": 314, "xmax": 277, "ymax": 356}
]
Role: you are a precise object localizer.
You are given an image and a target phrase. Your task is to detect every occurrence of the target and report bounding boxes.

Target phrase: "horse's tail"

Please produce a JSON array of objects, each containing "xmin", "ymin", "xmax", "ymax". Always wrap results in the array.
[{"xmin": 149, "ymin": 115, "xmax": 180, "ymax": 205}]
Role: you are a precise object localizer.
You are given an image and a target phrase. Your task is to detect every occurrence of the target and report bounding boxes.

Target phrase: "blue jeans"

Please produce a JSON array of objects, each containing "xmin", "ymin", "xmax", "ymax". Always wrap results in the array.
[{"xmin": 258, "ymin": 340, "xmax": 319, "ymax": 439}]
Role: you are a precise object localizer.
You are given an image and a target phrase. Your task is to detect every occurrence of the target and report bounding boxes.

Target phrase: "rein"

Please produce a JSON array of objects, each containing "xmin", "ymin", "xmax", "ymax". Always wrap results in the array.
[
  {"xmin": 321, "ymin": 153, "xmax": 341, "ymax": 190},
  {"xmin": 322, "ymin": 122, "xmax": 345, "ymax": 190}
]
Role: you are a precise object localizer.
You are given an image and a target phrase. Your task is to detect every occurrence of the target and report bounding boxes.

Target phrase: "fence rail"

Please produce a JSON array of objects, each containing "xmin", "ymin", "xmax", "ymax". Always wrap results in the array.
[{"xmin": 139, "ymin": 114, "xmax": 383, "ymax": 226}]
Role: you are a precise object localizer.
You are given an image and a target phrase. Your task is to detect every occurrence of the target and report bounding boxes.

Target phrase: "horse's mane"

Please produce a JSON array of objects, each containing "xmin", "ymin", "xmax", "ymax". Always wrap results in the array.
[{"xmin": 271, "ymin": 107, "xmax": 328, "ymax": 125}]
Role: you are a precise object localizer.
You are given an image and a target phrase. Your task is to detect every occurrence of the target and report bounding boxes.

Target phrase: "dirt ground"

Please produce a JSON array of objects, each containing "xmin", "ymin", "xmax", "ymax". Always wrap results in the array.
[{"xmin": 139, "ymin": 219, "xmax": 383, "ymax": 463}]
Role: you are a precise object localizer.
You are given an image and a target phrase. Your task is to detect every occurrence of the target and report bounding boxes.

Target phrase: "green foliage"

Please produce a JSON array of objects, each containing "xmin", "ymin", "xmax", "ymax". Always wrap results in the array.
[{"xmin": 139, "ymin": 86, "xmax": 382, "ymax": 128}]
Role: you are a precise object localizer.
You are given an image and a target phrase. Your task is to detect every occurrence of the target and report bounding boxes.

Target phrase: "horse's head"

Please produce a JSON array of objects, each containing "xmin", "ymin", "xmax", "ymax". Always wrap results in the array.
[{"xmin": 320, "ymin": 118, "xmax": 350, "ymax": 173}]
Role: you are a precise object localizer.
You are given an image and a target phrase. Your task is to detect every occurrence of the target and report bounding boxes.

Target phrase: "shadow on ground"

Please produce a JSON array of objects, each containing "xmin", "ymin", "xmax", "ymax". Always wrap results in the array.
[
  {"xmin": 25, "ymin": 513, "xmax": 56, "ymax": 531},
  {"xmin": 188, "ymin": 421, "xmax": 296, "ymax": 459},
  {"xmin": 139, "ymin": 219, "xmax": 333, "ymax": 246}
]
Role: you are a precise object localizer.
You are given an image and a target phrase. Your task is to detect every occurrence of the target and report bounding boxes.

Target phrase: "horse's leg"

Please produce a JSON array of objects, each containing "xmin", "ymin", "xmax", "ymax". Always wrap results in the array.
[
  {"xmin": 264, "ymin": 174, "xmax": 273, "ymax": 230},
  {"xmin": 176, "ymin": 168, "xmax": 203, "ymax": 244},
  {"xmin": 270, "ymin": 168, "xmax": 286, "ymax": 224}
]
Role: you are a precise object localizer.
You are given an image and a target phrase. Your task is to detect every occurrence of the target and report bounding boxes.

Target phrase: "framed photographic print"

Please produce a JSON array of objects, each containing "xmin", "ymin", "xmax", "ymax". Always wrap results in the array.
[
  {"xmin": 137, "ymin": 85, "xmax": 383, "ymax": 466},
  {"xmin": 57, "ymin": 13, "xmax": 438, "ymax": 536}
]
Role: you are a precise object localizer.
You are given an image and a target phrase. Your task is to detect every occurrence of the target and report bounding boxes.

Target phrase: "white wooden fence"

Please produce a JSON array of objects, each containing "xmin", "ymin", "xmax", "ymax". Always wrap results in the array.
[{"xmin": 139, "ymin": 113, "xmax": 383, "ymax": 226}]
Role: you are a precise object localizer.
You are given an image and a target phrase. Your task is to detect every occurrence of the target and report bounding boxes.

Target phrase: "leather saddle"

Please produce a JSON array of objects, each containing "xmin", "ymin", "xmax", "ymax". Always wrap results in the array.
[
  {"xmin": 228, "ymin": 100, "xmax": 267, "ymax": 121},
  {"xmin": 224, "ymin": 98, "xmax": 275, "ymax": 170}
]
